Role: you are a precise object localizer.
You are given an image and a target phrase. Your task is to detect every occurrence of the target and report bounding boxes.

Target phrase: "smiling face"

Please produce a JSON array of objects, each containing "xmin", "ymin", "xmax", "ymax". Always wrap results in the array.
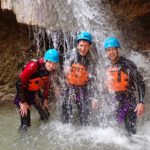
[
  {"xmin": 77, "ymin": 40, "xmax": 91, "ymax": 56},
  {"xmin": 45, "ymin": 61, "xmax": 58, "ymax": 72},
  {"xmin": 106, "ymin": 47, "xmax": 119, "ymax": 63}
]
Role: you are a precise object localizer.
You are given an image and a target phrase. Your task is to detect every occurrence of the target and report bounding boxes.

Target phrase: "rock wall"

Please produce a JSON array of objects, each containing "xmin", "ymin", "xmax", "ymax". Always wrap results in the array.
[
  {"xmin": 109, "ymin": 0, "xmax": 150, "ymax": 51},
  {"xmin": 0, "ymin": 9, "xmax": 29, "ymax": 102}
]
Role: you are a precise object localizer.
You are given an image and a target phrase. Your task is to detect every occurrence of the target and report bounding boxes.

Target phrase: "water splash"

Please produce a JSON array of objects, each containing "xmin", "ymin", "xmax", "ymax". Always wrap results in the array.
[
  {"xmin": 1, "ymin": 0, "xmax": 150, "ymax": 150},
  {"xmin": 11, "ymin": 120, "xmax": 150, "ymax": 150},
  {"xmin": 128, "ymin": 51, "xmax": 150, "ymax": 80}
]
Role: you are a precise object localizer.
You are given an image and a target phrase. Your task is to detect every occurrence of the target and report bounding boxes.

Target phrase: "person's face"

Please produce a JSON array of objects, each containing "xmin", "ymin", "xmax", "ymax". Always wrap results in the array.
[
  {"xmin": 77, "ymin": 40, "xmax": 91, "ymax": 56},
  {"xmin": 45, "ymin": 61, "xmax": 58, "ymax": 72},
  {"xmin": 106, "ymin": 47, "xmax": 118, "ymax": 62}
]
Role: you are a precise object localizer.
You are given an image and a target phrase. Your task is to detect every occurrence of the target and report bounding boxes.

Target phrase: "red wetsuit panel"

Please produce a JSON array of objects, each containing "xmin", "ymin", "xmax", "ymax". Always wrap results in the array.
[{"xmin": 20, "ymin": 61, "xmax": 39, "ymax": 84}]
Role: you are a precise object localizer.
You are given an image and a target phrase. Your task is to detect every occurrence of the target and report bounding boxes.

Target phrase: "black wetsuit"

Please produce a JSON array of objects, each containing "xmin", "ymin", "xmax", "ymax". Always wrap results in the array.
[
  {"xmin": 62, "ymin": 50, "xmax": 95, "ymax": 125},
  {"xmin": 106, "ymin": 56, "xmax": 145, "ymax": 134}
]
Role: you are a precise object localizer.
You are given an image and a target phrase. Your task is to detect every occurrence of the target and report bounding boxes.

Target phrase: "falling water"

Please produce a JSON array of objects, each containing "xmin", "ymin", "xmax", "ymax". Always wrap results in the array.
[{"xmin": 1, "ymin": 0, "xmax": 150, "ymax": 150}]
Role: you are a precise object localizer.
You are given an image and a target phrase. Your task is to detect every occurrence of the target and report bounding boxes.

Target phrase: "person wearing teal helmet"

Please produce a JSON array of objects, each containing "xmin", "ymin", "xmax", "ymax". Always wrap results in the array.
[
  {"xmin": 14, "ymin": 48, "xmax": 60, "ymax": 132},
  {"xmin": 44, "ymin": 49, "xmax": 59, "ymax": 72},
  {"xmin": 61, "ymin": 31, "xmax": 96, "ymax": 126},
  {"xmin": 77, "ymin": 31, "xmax": 93, "ymax": 44},
  {"xmin": 104, "ymin": 37, "xmax": 120, "ymax": 49},
  {"xmin": 92, "ymin": 37, "xmax": 145, "ymax": 135},
  {"xmin": 44, "ymin": 48, "xmax": 59, "ymax": 62}
]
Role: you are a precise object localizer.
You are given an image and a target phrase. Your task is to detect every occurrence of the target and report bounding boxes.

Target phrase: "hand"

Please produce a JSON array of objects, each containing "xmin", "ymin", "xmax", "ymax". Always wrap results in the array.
[
  {"xmin": 91, "ymin": 99, "xmax": 98, "ymax": 110},
  {"xmin": 43, "ymin": 99, "xmax": 49, "ymax": 109},
  {"xmin": 19, "ymin": 102, "xmax": 30, "ymax": 117},
  {"xmin": 65, "ymin": 67, "xmax": 71, "ymax": 74},
  {"xmin": 134, "ymin": 103, "xmax": 144, "ymax": 117}
]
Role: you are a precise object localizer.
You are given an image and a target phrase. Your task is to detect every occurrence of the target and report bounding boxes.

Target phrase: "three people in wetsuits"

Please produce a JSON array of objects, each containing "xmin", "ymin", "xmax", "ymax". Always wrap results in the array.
[{"xmin": 14, "ymin": 33, "xmax": 145, "ymax": 135}]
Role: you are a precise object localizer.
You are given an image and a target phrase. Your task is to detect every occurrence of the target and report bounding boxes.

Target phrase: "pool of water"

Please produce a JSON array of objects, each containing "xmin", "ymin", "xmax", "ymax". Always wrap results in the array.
[{"xmin": 1, "ymin": 102, "xmax": 150, "ymax": 150}]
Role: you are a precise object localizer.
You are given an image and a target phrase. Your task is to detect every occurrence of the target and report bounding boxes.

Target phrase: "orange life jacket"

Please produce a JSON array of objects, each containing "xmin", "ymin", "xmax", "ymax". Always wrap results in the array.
[
  {"xmin": 105, "ymin": 66, "xmax": 129, "ymax": 92},
  {"xmin": 66, "ymin": 63, "xmax": 89, "ymax": 86},
  {"xmin": 27, "ymin": 76, "xmax": 49, "ymax": 91}
]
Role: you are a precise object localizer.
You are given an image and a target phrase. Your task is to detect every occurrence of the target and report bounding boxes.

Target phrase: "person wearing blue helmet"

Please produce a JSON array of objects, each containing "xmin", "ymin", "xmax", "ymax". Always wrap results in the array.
[
  {"xmin": 77, "ymin": 31, "xmax": 92, "ymax": 44},
  {"xmin": 93, "ymin": 37, "xmax": 145, "ymax": 134},
  {"xmin": 61, "ymin": 31, "xmax": 96, "ymax": 125},
  {"xmin": 14, "ymin": 48, "xmax": 59, "ymax": 132}
]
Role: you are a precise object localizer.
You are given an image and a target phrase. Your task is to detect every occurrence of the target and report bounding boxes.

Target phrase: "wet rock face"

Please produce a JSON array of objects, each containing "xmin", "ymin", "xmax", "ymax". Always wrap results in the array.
[
  {"xmin": 109, "ymin": 0, "xmax": 150, "ymax": 50},
  {"xmin": 0, "ymin": 9, "xmax": 29, "ymax": 102},
  {"xmin": 109, "ymin": 0, "xmax": 150, "ymax": 21}
]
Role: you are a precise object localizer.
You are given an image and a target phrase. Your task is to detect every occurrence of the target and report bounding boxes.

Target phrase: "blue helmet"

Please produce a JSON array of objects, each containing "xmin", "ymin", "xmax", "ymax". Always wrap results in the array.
[
  {"xmin": 77, "ymin": 31, "xmax": 92, "ymax": 44},
  {"xmin": 104, "ymin": 37, "xmax": 120, "ymax": 49},
  {"xmin": 44, "ymin": 49, "xmax": 59, "ymax": 62}
]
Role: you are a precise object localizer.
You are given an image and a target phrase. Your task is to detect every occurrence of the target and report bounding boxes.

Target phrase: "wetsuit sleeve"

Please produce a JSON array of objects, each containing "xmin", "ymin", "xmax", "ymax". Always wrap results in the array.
[
  {"xmin": 44, "ymin": 81, "xmax": 50, "ymax": 99},
  {"xmin": 63, "ymin": 48, "xmax": 76, "ymax": 75},
  {"xmin": 88, "ymin": 77, "xmax": 97, "ymax": 101},
  {"xmin": 18, "ymin": 61, "xmax": 39, "ymax": 103},
  {"xmin": 44, "ymin": 72, "xmax": 60, "ymax": 103},
  {"xmin": 127, "ymin": 60, "xmax": 145, "ymax": 103},
  {"xmin": 87, "ymin": 59, "xmax": 98, "ymax": 100},
  {"xmin": 20, "ymin": 61, "xmax": 39, "ymax": 84}
]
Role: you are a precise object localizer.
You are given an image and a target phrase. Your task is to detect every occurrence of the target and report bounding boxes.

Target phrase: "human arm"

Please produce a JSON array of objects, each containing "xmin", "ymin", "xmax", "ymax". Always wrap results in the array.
[
  {"xmin": 126, "ymin": 58, "xmax": 145, "ymax": 116},
  {"xmin": 43, "ymin": 99, "xmax": 49, "ymax": 109},
  {"xmin": 127, "ymin": 58, "xmax": 145, "ymax": 103},
  {"xmin": 63, "ymin": 48, "xmax": 77, "ymax": 75},
  {"xmin": 16, "ymin": 60, "xmax": 40, "ymax": 105},
  {"xmin": 43, "ymin": 71, "xmax": 61, "ymax": 110},
  {"xmin": 20, "ymin": 60, "xmax": 39, "ymax": 84}
]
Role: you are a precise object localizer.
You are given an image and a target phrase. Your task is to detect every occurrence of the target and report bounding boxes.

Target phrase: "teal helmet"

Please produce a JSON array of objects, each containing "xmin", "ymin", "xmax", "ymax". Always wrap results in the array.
[
  {"xmin": 104, "ymin": 37, "xmax": 120, "ymax": 49},
  {"xmin": 77, "ymin": 31, "xmax": 92, "ymax": 44},
  {"xmin": 44, "ymin": 49, "xmax": 59, "ymax": 62}
]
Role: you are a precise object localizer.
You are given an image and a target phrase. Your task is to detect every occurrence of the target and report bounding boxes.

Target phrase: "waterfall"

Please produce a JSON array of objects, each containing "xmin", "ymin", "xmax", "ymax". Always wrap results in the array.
[
  {"xmin": 1, "ymin": 0, "xmax": 150, "ymax": 150},
  {"xmin": 1, "ymin": 0, "xmax": 121, "ymax": 43}
]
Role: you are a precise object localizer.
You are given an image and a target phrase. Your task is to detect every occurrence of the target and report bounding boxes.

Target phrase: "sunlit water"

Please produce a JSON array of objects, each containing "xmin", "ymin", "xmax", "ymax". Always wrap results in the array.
[{"xmin": 0, "ymin": 100, "xmax": 150, "ymax": 150}]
